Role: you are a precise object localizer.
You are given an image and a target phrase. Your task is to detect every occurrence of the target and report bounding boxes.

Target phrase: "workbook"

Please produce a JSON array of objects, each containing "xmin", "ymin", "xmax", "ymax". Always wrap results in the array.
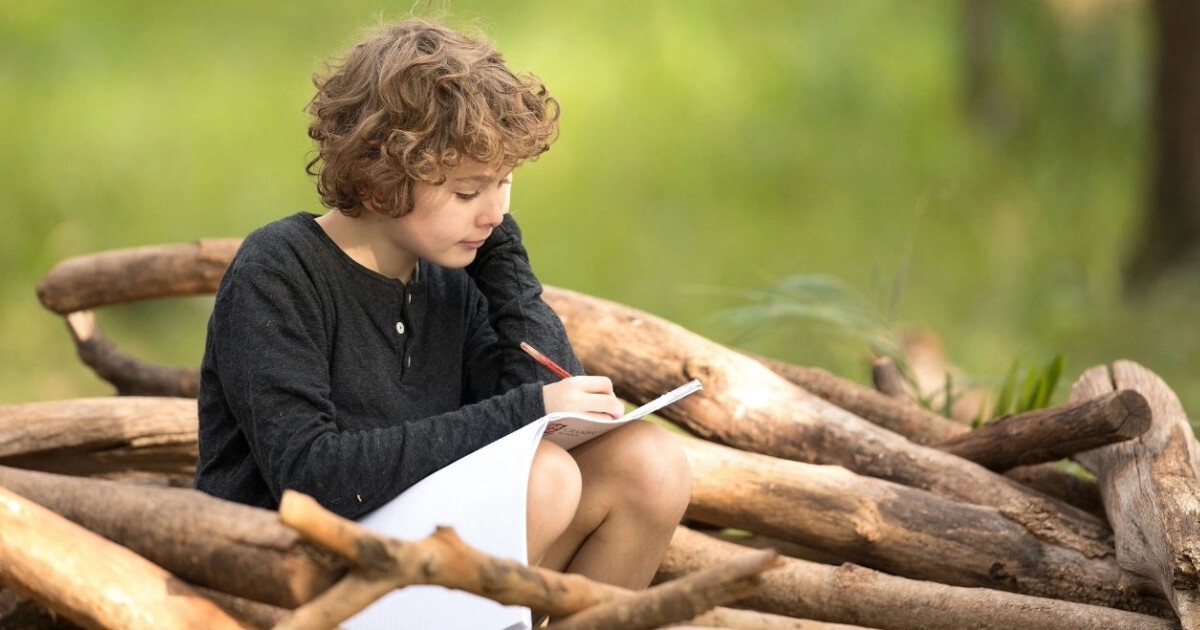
[
  {"xmin": 346, "ymin": 378, "xmax": 703, "ymax": 630},
  {"xmin": 540, "ymin": 379, "xmax": 703, "ymax": 450}
]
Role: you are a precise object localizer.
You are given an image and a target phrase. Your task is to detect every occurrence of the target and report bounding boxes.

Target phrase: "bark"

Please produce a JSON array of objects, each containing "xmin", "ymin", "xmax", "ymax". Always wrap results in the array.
[
  {"xmin": 192, "ymin": 587, "xmax": 291, "ymax": 630},
  {"xmin": 936, "ymin": 390, "xmax": 1151, "ymax": 471},
  {"xmin": 698, "ymin": 528, "xmax": 845, "ymax": 566},
  {"xmin": 36, "ymin": 239, "xmax": 240, "ymax": 314},
  {"xmin": 680, "ymin": 436, "xmax": 1163, "ymax": 613},
  {"xmin": 543, "ymin": 287, "xmax": 1111, "ymax": 559},
  {"xmin": 0, "ymin": 397, "xmax": 197, "ymax": 479},
  {"xmin": 64, "ymin": 311, "xmax": 199, "ymax": 397},
  {"xmin": 757, "ymin": 353, "xmax": 1105, "ymax": 516},
  {"xmin": 750, "ymin": 356, "xmax": 965, "ymax": 445},
  {"xmin": 870, "ymin": 356, "xmax": 909, "ymax": 399},
  {"xmin": 1, "ymin": 588, "xmax": 85, "ymax": 630},
  {"xmin": 1071, "ymin": 361, "xmax": 1200, "ymax": 627},
  {"xmin": 0, "ymin": 485, "xmax": 250, "ymax": 630},
  {"xmin": 659, "ymin": 527, "xmax": 1178, "ymax": 630},
  {"xmin": 673, "ymin": 609, "xmax": 870, "ymax": 630},
  {"xmin": 0, "ymin": 467, "xmax": 344, "ymax": 609},
  {"xmin": 1004, "ymin": 463, "xmax": 1105, "ymax": 519},
  {"xmin": 546, "ymin": 549, "xmax": 779, "ymax": 630}
]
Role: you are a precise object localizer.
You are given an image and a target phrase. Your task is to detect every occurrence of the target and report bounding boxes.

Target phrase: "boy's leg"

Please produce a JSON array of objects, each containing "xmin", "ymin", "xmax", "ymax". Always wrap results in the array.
[
  {"xmin": 526, "ymin": 440, "xmax": 583, "ymax": 565},
  {"xmin": 537, "ymin": 422, "xmax": 691, "ymax": 588}
]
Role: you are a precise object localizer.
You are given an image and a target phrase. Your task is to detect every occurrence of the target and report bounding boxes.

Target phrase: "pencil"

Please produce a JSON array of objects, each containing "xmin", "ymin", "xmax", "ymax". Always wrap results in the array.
[{"xmin": 520, "ymin": 342, "xmax": 572, "ymax": 380}]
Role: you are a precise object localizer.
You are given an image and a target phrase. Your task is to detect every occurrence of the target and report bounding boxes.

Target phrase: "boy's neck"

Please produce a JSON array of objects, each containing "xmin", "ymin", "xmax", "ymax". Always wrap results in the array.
[{"xmin": 315, "ymin": 210, "xmax": 417, "ymax": 283}]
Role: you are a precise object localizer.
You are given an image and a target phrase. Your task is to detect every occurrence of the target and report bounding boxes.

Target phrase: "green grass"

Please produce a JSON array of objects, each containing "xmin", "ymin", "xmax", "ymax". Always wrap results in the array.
[{"xmin": 3, "ymin": 1, "xmax": 1198, "ymax": 422}]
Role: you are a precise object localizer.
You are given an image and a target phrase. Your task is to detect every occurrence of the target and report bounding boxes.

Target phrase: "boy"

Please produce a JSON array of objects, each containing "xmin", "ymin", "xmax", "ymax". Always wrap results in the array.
[{"xmin": 194, "ymin": 18, "xmax": 691, "ymax": 590}]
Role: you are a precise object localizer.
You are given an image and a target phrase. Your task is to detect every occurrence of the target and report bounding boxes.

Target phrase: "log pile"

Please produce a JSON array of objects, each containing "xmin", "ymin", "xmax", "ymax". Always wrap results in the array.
[{"xmin": 0, "ymin": 242, "xmax": 1196, "ymax": 629}]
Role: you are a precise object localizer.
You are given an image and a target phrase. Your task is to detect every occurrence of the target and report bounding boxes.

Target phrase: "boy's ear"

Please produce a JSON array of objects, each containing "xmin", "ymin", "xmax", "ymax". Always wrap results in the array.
[{"xmin": 358, "ymin": 188, "xmax": 378, "ymax": 214}]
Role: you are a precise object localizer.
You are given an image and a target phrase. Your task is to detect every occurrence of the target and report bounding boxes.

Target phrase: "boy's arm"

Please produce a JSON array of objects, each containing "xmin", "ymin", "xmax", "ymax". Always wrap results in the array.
[
  {"xmin": 206, "ymin": 262, "xmax": 545, "ymax": 519},
  {"xmin": 464, "ymin": 213, "xmax": 582, "ymax": 393}
]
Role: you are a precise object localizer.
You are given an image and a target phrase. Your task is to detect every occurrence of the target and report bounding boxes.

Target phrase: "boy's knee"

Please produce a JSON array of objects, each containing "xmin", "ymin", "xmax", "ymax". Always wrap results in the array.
[
  {"xmin": 529, "ymin": 441, "xmax": 583, "ymax": 517},
  {"xmin": 616, "ymin": 423, "xmax": 692, "ymax": 520}
]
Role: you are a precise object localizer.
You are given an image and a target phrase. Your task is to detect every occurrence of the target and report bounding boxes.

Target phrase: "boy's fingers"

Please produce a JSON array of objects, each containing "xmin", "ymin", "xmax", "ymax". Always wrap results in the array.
[
  {"xmin": 569, "ymin": 375, "xmax": 614, "ymax": 394},
  {"xmin": 586, "ymin": 394, "xmax": 624, "ymax": 419}
]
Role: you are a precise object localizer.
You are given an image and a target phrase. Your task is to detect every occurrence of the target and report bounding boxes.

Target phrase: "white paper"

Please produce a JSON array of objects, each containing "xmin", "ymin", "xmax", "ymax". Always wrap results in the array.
[
  {"xmin": 346, "ymin": 416, "xmax": 551, "ymax": 630},
  {"xmin": 542, "ymin": 379, "xmax": 703, "ymax": 450}
]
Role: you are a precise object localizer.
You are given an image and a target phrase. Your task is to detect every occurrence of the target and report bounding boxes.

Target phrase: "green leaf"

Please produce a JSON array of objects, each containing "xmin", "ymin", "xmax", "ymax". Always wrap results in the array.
[
  {"xmin": 1018, "ymin": 367, "xmax": 1040, "ymax": 412},
  {"xmin": 993, "ymin": 359, "xmax": 1020, "ymax": 419},
  {"xmin": 1034, "ymin": 354, "xmax": 1066, "ymax": 409},
  {"xmin": 942, "ymin": 372, "xmax": 954, "ymax": 418}
]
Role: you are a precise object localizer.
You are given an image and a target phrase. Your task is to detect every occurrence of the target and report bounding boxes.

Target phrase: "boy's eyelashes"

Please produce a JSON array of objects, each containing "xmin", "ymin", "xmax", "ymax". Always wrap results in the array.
[{"xmin": 453, "ymin": 178, "xmax": 512, "ymax": 202}]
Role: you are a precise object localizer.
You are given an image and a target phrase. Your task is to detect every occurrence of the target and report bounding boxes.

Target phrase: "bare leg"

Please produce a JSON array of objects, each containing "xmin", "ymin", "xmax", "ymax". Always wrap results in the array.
[
  {"xmin": 526, "ymin": 440, "xmax": 582, "ymax": 565},
  {"xmin": 538, "ymin": 422, "xmax": 691, "ymax": 588}
]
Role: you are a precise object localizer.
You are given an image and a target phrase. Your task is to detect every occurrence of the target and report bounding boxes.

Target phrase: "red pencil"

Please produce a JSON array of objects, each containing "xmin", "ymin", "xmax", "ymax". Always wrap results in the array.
[{"xmin": 520, "ymin": 342, "xmax": 572, "ymax": 380}]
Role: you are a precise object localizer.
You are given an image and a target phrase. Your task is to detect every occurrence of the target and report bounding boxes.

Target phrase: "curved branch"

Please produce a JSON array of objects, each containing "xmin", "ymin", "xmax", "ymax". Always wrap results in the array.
[
  {"xmin": 65, "ymin": 311, "xmax": 199, "ymax": 397},
  {"xmin": 37, "ymin": 239, "xmax": 241, "ymax": 314}
]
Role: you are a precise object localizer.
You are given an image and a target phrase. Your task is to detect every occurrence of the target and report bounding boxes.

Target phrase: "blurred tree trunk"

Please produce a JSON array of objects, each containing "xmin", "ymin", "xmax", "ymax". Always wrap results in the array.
[
  {"xmin": 962, "ymin": 0, "xmax": 1007, "ymax": 131},
  {"xmin": 1126, "ymin": 0, "xmax": 1200, "ymax": 288}
]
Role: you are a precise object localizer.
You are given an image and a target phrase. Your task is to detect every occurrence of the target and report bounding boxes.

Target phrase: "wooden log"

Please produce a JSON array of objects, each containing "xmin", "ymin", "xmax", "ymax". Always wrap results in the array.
[
  {"xmin": 191, "ymin": 587, "xmax": 290, "ymax": 630},
  {"xmin": 870, "ymin": 356, "xmax": 909, "ymax": 400},
  {"xmin": 4, "ymin": 586, "xmax": 296, "ymax": 630},
  {"xmin": 697, "ymin": 528, "xmax": 844, "ymax": 565},
  {"xmin": 64, "ymin": 311, "xmax": 199, "ymax": 397},
  {"xmin": 1, "ymin": 588, "xmax": 85, "ymax": 630},
  {"xmin": 0, "ymin": 467, "xmax": 343, "ymax": 609},
  {"xmin": 755, "ymin": 353, "xmax": 1107, "ymax": 516},
  {"xmin": 936, "ymin": 390, "xmax": 1152, "ymax": 471},
  {"xmin": 659, "ymin": 527, "xmax": 1179, "ymax": 630},
  {"xmin": 0, "ymin": 485, "xmax": 250, "ymax": 630},
  {"xmin": 543, "ymin": 287, "xmax": 1111, "ymax": 559},
  {"xmin": 546, "ymin": 548, "xmax": 779, "ymax": 630},
  {"xmin": 750, "ymin": 356, "xmax": 964, "ymax": 445},
  {"xmin": 0, "ymin": 397, "xmax": 198, "ymax": 479},
  {"xmin": 36, "ymin": 239, "xmax": 240, "ymax": 314},
  {"xmin": 1071, "ymin": 361, "xmax": 1200, "ymax": 627},
  {"xmin": 1004, "ymin": 463, "xmax": 1105, "ymax": 519},
  {"xmin": 680, "ymin": 436, "xmax": 1164, "ymax": 613},
  {"xmin": 674, "ymin": 609, "xmax": 870, "ymax": 630}
]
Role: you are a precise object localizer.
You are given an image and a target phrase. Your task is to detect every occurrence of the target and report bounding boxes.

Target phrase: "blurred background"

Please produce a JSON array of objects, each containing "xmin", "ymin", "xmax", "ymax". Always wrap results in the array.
[{"xmin": 2, "ymin": 0, "xmax": 1198, "ymax": 423}]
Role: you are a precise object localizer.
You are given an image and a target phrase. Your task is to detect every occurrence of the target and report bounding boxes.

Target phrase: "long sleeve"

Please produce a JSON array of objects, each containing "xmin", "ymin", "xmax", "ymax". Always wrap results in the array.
[
  {"xmin": 463, "ymin": 213, "xmax": 582, "ymax": 399},
  {"xmin": 196, "ymin": 259, "xmax": 544, "ymax": 519}
]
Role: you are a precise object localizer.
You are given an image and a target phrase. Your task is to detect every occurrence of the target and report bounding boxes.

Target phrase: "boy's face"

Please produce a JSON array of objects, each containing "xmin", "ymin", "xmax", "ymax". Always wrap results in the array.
[{"xmin": 385, "ymin": 160, "xmax": 513, "ymax": 269}]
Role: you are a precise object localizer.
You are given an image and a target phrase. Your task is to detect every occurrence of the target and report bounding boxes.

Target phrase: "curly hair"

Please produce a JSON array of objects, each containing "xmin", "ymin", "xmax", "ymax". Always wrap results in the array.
[{"xmin": 305, "ymin": 19, "xmax": 560, "ymax": 217}]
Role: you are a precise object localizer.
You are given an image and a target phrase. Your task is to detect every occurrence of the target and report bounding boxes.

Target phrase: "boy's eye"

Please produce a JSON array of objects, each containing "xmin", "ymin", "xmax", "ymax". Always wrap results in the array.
[{"xmin": 455, "ymin": 191, "xmax": 481, "ymax": 201}]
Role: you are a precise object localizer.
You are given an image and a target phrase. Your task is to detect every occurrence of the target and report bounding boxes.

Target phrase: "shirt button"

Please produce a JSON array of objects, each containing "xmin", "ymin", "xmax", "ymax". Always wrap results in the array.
[
  {"xmin": 395, "ymin": 321, "xmax": 405, "ymax": 335},
  {"xmin": 407, "ymin": 294, "xmax": 412, "ymax": 304},
  {"xmin": 406, "ymin": 356, "xmax": 412, "ymax": 367}
]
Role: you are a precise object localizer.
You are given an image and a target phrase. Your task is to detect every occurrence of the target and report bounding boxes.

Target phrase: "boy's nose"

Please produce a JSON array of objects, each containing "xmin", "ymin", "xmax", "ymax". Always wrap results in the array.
[{"xmin": 479, "ymin": 192, "xmax": 508, "ymax": 226}]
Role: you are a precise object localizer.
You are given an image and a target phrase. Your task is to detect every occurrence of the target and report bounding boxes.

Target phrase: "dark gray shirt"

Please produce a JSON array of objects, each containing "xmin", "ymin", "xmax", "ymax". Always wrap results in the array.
[{"xmin": 194, "ymin": 212, "xmax": 582, "ymax": 519}]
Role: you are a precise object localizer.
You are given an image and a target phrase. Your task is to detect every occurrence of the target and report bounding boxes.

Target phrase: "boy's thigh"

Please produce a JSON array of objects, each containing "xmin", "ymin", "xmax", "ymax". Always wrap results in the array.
[{"xmin": 570, "ymin": 421, "xmax": 686, "ymax": 479}]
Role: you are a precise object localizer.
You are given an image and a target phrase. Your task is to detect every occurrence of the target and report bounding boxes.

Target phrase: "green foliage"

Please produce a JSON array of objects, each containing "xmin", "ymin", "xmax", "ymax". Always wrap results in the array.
[
  {"xmin": 973, "ymin": 354, "xmax": 1066, "ymax": 427},
  {"xmin": 714, "ymin": 273, "xmax": 1068, "ymax": 424}
]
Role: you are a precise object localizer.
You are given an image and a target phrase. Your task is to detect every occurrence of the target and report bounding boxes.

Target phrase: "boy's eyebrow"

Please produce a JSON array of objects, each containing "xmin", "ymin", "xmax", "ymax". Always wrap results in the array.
[
  {"xmin": 450, "ymin": 169, "xmax": 514, "ymax": 185},
  {"xmin": 452, "ymin": 175, "xmax": 494, "ymax": 185}
]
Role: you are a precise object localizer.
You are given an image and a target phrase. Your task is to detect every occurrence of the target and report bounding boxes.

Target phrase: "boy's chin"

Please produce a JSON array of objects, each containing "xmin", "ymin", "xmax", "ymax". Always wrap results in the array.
[{"xmin": 427, "ymin": 251, "xmax": 477, "ymax": 269}]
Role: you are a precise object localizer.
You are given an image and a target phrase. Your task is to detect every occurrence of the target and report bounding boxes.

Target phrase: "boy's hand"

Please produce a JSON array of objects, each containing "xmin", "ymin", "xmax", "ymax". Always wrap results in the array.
[{"xmin": 542, "ymin": 376, "xmax": 624, "ymax": 420}]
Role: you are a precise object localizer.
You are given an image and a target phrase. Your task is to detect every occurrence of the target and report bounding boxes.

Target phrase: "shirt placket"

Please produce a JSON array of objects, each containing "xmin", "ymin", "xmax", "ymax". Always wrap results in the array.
[{"xmin": 394, "ymin": 283, "xmax": 411, "ymax": 380}]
